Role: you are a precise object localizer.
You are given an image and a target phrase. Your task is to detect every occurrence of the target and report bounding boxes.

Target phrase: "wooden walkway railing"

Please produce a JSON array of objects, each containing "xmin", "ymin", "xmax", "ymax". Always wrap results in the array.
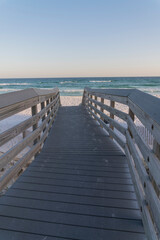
[
  {"xmin": 82, "ymin": 87, "xmax": 160, "ymax": 240},
  {"xmin": 0, "ymin": 87, "xmax": 159, "ymax": 239},
  {"xmin": 0, "ymin": 88, "xmax": 60, "ymax": 192}
]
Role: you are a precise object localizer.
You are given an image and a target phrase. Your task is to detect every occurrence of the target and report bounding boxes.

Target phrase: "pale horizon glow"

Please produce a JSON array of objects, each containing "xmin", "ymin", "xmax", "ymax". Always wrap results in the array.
[{"xmin": 0, "ymin": 0, "xmax": 160, "ymax": 78}]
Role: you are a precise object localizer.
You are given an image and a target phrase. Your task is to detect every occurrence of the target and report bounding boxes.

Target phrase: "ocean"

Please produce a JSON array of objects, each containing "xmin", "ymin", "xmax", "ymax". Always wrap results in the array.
[{"xmin": 0, "ymin": 77, "xmax": 160, "ymax": 96}]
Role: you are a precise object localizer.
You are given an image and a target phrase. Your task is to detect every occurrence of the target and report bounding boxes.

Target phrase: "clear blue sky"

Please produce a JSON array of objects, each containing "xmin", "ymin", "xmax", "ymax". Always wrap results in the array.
[{"xmin": 0, "ymin": 0, "xmax": 160, "ymax": 78}]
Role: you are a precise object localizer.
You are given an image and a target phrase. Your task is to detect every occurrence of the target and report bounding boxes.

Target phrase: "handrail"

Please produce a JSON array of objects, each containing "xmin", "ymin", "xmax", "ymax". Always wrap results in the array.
[
  {"xmin": 0, "ymin": 88, "xmax": 60, "ymax": 191},
  {"xmin": 82, "ymin": 87, "xmax": 160, "ymax": 240}
]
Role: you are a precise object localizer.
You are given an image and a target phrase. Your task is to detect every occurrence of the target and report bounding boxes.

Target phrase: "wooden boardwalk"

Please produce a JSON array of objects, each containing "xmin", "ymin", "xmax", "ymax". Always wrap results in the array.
[{"xmin": 0, "ymin": 106, "xmax": 146, "ymax": 239}]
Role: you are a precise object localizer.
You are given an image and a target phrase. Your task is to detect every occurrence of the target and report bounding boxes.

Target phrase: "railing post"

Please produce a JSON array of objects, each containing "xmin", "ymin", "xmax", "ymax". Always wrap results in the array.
[
  {"xmin": 90, "ymin": 95, "xmax": 93, "ymax": 117},
  {"xmin": 56, "ymin": 92, "xmax": 61, "ymax": 106},
  {"xmin": 50, "ymin": 97, "xmax": 53, "ymax": 111},
  {"xmin": 41, "ymin": 101, "xmax": 46, "ymax": 121},
  {"xmin": 100, "ymin": 98, "xmax": 104, "ymax": 113},
  {"xmin": 87, "ymin": 92, "xmax": 89, "ymax": 108},
  {"xmin": 100, "ymin": 98, "xmax": 104, "ymax": 127},
  {"xmin": 31, "ymin": 105, "xmax": 39, "ymax": 145},
  {"xmin": 46, "ymin": 98, "xmax": 50, "ymax": 123},
  {"xmin": 90, "ymin": 95, "xmax": 93, "ymax": 105},
  {"xmin": 46, "ymin": 99, "xmax": 50, "ymax": 115},
  {"xmin": 49, "ymin": 96, "xmax": 55, "ymax": 130},
  {"xmin": 110, "ymin": 100, "xmax": 115, "ymax": 129},
  {"xmin": 22, "ymin": 130, "xmax": 27, "ymax": 139},
  {"xmin": 41, "ymin": 101, "xmax": 46, "ymax": 134},
  {"xmin": 88, "ymin": 94, "xmax": 91, "ymax": 111},
  {"xmin": 129, "ymin": 108, "xmax": 135, "ymax": 122},
  {"xmin": 128, "ymin": 108, "xmax": 135, "ymax": 138},
  {"xmin": 95, "ymin": 96, "xmax": 97, "ymax": 115},
  {"xmin": 82, "ymin": 90, "xmax": 86, "ymax": 105},
  {"xmin": 109, "ymin": 100, "xmax": 115, "ymax": 138}
]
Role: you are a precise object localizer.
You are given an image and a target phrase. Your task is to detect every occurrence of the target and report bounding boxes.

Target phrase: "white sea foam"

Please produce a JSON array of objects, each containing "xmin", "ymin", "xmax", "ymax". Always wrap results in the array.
[
  {"xmin": 60, "ymin": 81, "xmax": 74, "ymax": 84},
  {"xmin": 61, "ymin": 89, "xmax": 83, "ymax": 92},
  {"xmin": 89, "ymin": 80, "xmax": 111, "ymax": 83},
  {"xmin": 0, "ymin": 83, "xmax": 30, "ymax": 86},
  {"xmin": 0, "ymin": 88, "xmax": 21, "ymax": 93},
  {"xmin": 138, "ymin": 87, "xmax": 160, "ymax": 95}
]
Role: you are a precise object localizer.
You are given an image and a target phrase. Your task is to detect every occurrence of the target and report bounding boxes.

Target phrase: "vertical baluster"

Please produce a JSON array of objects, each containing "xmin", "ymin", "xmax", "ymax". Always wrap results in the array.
[
  {"xmin": 87, "ymin": 92, "xmax": 89, "ymax": 108},
  {"xmin": 41, "ymin": 101, "xmax": 46, "ymax": 121},
  {"xmin": 95, "ymin": 96, "xmax": 97, "ymax": 115},
  {"xmin": 110, "ymin": 101, "xmax": 115, "ymax": 129},
  {"xmin": 41, "ymin": 101, "xmax": 46, "ymax": 134},
  {"xmin": 82, "ymin": 90, "xmax": 86, "ymax": 105},
  {"xmin": 90, "ymin": 95, "xmax": 93, "ymax": 117},
  {"xmin": 128, "ymin": 108, "xmax": 135, "ymax": 139},
  {"xmin": 50, "ymin": 97, "xmax": 53, "ymax": 110},
  {"xmin": 23, "ymin": 130, "xmax": 27, "ymax": 139},
  {"xmin": 31, "ymin": 105, "xmax": 38, "ymax": 145},
  {"xmin": 46, "ymin": 98, "xmax": 50, "ymax": 124},
  {"xmin": 100, "ymin": 98, "xmax": 104, "ymax": 127}
]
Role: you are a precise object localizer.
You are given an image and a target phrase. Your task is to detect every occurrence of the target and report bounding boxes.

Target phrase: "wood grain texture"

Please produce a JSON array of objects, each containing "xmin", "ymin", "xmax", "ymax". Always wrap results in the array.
[
  {"xmin": 83, "ymin": 88, "xmax": 160, "ymax": 239},
  {"xmin": 0, "ymin": 88, "xmax": 59, "ymax": 120},
  {"xmin": 0, "ymin": 105, "xmax": 146, "ymax": 240},
  {"xmin": 0, "ymin": 95, "xmax": 59, "ymax": 147}
]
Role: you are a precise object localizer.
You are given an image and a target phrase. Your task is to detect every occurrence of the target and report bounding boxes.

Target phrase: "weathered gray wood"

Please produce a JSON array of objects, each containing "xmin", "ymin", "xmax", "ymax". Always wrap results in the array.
[
  {"xmin": 32, "ymin": 105, "xmax": 38, "ymax": 145},
  {"xmin": 0, "ymin": 144, "xmax": 41, "ymax": 191},
  {"xmin": 87, "ymin": 106, "xmax": 125, "ymax": 149},
  {"xmin": 127, "ymin": 116, "xmax": 160, "ymax": 187},
  {"xmin": 128, "ymin": 108, "xmax": 135, "ymax": 139},
  {"xmin": 0, "ymin": 97, "xmax": 60, "ymax": 170},
  {"xmin": 84, "ymin": 87, "xmax": 129, "ymax": 104},
  {"xmin": 41, "ymin": 101, "xmax": 46, "ymax": 121},
  {"xmin": 0, "ymin": 89, "xmax": 38, "ymax": 109},
  {"xmin": 125, "ymin": 145, "xmax": 158, "ymax": 240},
  {"xmin": 88, "ymin": 103, "xmax": 126, "ymax": 135},
  {"xmin": 0, "ymin": 102, "xmax": 60, "ymax": 190},
  {"xmin": 126, "ymin": 130, "xmax": 160, "ymax": 232},
  {"xmin": 128, "ymin": 98, "xmax": 160, "ymax": 145},
  {"xmin": 83, "ymin": 87, "xmax": 160, "ymax": 239},
  {"xmin": 0, "ymin": 96, "xmax": 59, "ymax": 147},
  {"xmin": 0, "ymin": 88, "xmax": 59, "ymax": 121},
  {"xmin": 0, "ymin": 105, "xmax": 145, "ymax": 240},
  {"xmin": 94, "ymin": 96, "xmax": 97, "ymax": 115},
  {"xmin": 110, "ymin": 100, "xmax": 115, "ymax": 138},
  {"xmin": 86, "ymin": 88, "xmax": 160, "ymax": 143},
  {"xmin": 87, "ymin": 96, "xmax": 128, "ymax": 121},
  {"xmin": 82, "ymin": 90, "xmax": 86, "ymax": 105},
  {"xmin": 129, "ymin": 108, "xmax": 135, "ymax": 122},
  {"xmin": 153, "ymin": 140, "xmax": 160, "ymax": 171},
  {"xmin": 128, "ymin": 89, "xmax": 160, "ymax": 126},
  {"xmin": 0, "ymin": 98, "xmax": 39, "ymax": 121},
  {"xmin": 100, "ymin": 97, "xmax": 104, "ymax": 125}
]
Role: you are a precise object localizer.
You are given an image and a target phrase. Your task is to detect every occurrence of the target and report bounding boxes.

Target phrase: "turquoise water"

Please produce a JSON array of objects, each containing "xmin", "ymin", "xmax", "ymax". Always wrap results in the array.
[{"xmin": 0, "ymin": 77, "xmax": 160, "ymax": 96}]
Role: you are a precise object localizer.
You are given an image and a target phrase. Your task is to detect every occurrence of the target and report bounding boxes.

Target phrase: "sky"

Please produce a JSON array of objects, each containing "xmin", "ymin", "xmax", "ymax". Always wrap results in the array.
[{"xmin": 0, "ymin": 0, "xmax": 160, "ymax": 78}]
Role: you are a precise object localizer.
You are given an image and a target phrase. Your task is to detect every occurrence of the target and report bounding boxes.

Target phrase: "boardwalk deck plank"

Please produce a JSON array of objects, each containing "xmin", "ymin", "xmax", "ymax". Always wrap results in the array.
[{"xmin": 0, "ymin": 106, "xmax": 146, "ymax": 239}]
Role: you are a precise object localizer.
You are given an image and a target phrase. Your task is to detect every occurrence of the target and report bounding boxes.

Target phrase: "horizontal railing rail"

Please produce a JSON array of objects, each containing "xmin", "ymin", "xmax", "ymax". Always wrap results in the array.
[
  {"xmin": 82, "ymin": 87, "xmax": 160, "ymax": 240},
  {"xmin": 0, "ymin": 88, "xmax": 60, "ymax": 191}
]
